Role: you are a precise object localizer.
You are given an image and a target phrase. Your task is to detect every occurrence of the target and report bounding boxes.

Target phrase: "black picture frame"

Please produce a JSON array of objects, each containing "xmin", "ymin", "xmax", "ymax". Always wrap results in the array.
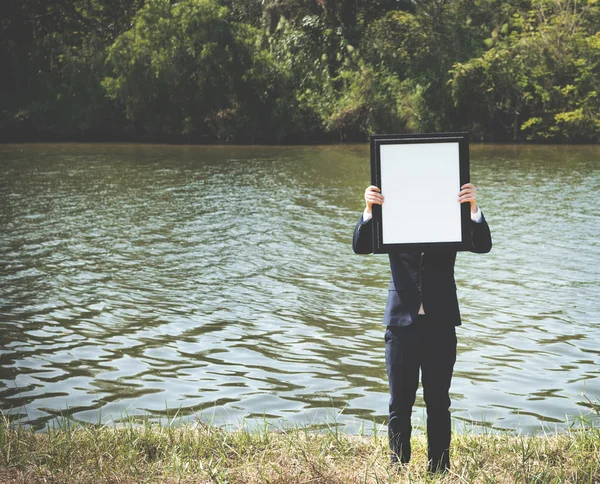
[{"xmin": 370, "ymin": 132, "xmax": 472, "ymax": 254}]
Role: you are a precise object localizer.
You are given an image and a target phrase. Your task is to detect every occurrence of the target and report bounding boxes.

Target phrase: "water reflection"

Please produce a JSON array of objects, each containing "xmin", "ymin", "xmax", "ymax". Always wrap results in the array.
[{"xmin": 0, "ymin": 143, "xmax": 598, "ymax": 432}]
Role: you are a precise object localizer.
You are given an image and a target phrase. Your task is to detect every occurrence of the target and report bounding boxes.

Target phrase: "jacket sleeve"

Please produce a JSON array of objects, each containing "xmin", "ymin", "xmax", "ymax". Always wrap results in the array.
[
  {"xmin": 352, "ymin": 215, "xmax": 374, "ymax": 254},
  {"xmin": 470, "ymin": 212, "xmax": 492, "ymax": 254}
]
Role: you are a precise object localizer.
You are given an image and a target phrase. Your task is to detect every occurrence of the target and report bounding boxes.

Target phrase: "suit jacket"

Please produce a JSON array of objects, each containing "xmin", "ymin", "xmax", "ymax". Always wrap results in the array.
[{"xmin": 352, "ymin": 213, "xmax": 492, "ymax": 327}]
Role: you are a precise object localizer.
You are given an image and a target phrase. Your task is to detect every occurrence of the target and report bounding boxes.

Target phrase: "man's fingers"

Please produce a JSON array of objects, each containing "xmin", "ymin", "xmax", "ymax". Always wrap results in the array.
[
  {"xmin": 366, "ymin": 196, "xmax": 384, "ymax": 205},
  {"xmin": 459, "ymin": 183, "xmax": 477, "ymax": 202},
  {"xmin": 365, "ymin": 185, "xmax": 384, "ymax": 205},
  {"xmin": 365, "ymin": 185, "xmax": 383, "ymax": 209}
]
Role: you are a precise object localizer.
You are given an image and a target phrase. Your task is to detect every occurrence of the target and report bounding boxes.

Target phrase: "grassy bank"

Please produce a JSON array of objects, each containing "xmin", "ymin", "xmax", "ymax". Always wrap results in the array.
[{"xmin": 0, "ymin": 414, "xmax": 598, "ymax": 483}]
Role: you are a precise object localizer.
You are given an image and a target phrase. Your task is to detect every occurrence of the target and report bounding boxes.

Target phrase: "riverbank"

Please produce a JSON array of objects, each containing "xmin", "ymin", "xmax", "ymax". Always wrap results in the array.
[
  {"xmin": 1, "ymin": 415, "xmax": 598, "ymax": 483},
  {"xmin": 3, "ymin": 130, "xmax": 600, "ymax": 145}
]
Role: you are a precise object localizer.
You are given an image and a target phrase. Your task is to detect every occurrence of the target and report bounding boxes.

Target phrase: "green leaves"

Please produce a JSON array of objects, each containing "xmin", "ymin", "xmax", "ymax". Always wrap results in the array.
[
  {"xmin": 103, "ymin": 0, "xmax": 245, "ymax": 137},
  {"xmin": 449, "ymin": 0, "xmax": 600, "ymax": 141},
  {"xmin": 2, "ymin": 0, "xmax": 598, "ymax": 141}
]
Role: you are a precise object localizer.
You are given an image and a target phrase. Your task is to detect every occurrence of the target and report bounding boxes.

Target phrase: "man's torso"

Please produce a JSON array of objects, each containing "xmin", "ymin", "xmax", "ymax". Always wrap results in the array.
[{"xmin": 384, "ymin": 251, "xmax": 461, "ymax": 327}]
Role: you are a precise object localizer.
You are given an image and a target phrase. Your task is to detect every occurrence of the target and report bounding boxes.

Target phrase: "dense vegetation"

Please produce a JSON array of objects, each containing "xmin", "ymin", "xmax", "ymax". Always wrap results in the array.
[{"xmin": 1, "ymin": 0, "xmax": 599, "ymax": 143}]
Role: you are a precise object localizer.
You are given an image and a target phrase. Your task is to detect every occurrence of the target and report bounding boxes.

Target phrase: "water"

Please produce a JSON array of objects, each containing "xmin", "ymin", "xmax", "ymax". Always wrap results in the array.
[{"xmin": 0, "ymin": 143, "xmax": 598, "ymax": 432}]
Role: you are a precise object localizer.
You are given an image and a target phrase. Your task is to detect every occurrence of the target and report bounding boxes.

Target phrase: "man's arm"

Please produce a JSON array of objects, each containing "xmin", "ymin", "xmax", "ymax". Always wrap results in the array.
[
  {"xmin": 459, "ymin": 183, "xmax": 492, "ymax": 254},
  {"xmin": 352, "ymin": 215, "xmax": 373, "ymax": 254},
  {"xmin": 470, "ymin": 212, "xmax": 492, "ymax": 253},
  {"xmin": 352, "ymin": 186, "xmax": 383, "ymax": 255}
]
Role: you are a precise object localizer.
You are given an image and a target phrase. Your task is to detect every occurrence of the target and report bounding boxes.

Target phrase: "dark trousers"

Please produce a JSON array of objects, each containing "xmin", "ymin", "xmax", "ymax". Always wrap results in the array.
[{"xmin": 385, "ymin": 315, "xmax": 457, "ymax": 472}]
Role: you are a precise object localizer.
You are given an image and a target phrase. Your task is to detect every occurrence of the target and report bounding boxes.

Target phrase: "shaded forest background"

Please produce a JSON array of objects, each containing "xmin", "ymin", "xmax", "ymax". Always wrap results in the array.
[{"xmin": 1, "ymin": 0, "xmax": 599, "ymax": 143}]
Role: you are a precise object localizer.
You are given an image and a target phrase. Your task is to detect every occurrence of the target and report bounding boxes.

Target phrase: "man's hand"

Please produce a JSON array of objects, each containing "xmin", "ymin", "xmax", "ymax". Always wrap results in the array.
[
  {"xmin": 458, "ymin": 183, "xmax": 478, "ymax": 213},
  {"xmin": 364, "ymin": 185, "xmax": 384, "ymax": 215}
]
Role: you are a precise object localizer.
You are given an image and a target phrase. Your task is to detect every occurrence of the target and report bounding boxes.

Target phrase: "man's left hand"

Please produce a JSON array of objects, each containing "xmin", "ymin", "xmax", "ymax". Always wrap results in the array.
[{"xmin": 458, "ymin": 183, "xmax": 478, "ymax": 214}]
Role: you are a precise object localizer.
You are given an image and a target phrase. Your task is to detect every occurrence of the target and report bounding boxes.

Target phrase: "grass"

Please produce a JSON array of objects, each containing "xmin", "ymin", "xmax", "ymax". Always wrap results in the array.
[{"xmin": 0, "ymin": 411, "xmax": 598, "ymax": 483}]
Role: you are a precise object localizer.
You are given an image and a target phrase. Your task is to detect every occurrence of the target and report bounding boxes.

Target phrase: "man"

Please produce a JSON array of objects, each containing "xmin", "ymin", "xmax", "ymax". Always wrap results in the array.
[{"xmin": 352, "ymin": 183, "xmax": 492, "ymax": 473}]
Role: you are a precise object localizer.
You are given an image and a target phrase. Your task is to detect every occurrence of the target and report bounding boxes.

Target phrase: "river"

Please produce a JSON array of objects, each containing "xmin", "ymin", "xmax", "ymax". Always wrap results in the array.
[{"xmin": 0, "ymin": 143, "xmax": 598, "ymax": 432}]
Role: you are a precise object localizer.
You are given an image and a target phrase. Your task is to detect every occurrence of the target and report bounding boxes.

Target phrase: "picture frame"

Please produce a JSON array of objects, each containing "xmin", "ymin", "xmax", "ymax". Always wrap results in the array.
[{"xmin": 369, "ymin": 132, "xmax": 472, "ymax": 254}]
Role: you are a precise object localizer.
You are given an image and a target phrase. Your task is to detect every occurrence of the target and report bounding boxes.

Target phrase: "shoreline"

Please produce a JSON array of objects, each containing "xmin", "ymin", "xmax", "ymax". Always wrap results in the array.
[
  {"xmin": 1, "ymin": 415, "xmax": 598, "ymax": 483},
  {"xmin": 2, "ymin": 132, "xmax": 600, "ymax": 147}
]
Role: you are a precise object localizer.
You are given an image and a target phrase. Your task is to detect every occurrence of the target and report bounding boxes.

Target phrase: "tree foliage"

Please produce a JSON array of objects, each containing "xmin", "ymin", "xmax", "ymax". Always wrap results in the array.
[
  {"xmin": 450, "ymin": 0, "xmax": 600, "ymax": 141},
  {"xmin": 1, "ymin": 0, "xmax": 598, "ymax": 142}
]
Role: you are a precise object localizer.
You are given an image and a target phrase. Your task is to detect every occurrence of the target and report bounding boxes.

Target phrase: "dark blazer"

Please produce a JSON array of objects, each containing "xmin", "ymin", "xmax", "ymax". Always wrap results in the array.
[{"xmin": 352, "ymin": 213, "xmax": 492, "ymax": 327}]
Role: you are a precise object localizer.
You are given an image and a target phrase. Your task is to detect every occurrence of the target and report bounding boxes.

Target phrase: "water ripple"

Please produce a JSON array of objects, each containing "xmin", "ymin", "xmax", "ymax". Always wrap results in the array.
[{"xmin": 0, "ymin": 143, "xmax": 598, "ymax": 432}]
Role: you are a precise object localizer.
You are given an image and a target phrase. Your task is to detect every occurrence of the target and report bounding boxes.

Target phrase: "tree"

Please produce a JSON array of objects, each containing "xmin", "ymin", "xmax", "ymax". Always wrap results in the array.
[
  {"xmin": 450, "ymin": 0, "xmax": 600, "ymax": 141},
  {"xmin": 104, "ymin": 0, "xmax": 242, "ymax": 138},
  {"xmin": 0, "ymin": 0, "xmax": 144, "ymax": 137}
]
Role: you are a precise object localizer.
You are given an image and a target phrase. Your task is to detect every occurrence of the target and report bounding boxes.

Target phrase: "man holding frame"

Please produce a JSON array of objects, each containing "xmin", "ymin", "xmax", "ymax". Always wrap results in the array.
[{"xmin": 352, "ymin": 135, "xmax": 492, "ymax": 473}]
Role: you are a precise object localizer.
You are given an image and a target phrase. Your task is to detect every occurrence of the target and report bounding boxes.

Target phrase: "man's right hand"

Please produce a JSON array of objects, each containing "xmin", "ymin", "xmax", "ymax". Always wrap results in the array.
[{"xmin": 364, "ymin": 185, "xmax": 384, "ymax": 215}]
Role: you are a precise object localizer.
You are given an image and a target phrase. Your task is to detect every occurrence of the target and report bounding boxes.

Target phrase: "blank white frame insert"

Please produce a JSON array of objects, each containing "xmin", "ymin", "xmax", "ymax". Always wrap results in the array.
[{"xmin": 379, "ymin": 142, "xmax": 462, "ymax": 244}]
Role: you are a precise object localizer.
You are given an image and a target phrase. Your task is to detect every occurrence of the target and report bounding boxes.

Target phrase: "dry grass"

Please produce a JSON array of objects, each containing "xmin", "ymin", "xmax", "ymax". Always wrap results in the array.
[{"xmin": 0, "ymin": 412, "xmax": 598, "ymax": 483}]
